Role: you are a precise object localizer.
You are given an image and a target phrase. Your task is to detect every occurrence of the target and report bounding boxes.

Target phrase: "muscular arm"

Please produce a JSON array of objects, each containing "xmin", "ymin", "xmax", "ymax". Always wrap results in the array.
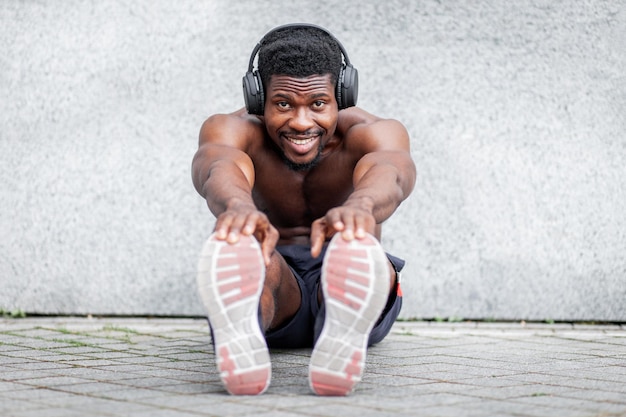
[
  {"xmin": 347, "ymin": 118, "xmax": 416, "ymax": 223},
  {"xmin": 311, "ymin": 115, "xmax": 416, "ymax": 256},
  {"xmin": 191, "ymin": 111, "xmax": 278, "ymax": 264},
  {"xmin": 192, "ymin": 113, "xmax": 256, "ymax": 213}
]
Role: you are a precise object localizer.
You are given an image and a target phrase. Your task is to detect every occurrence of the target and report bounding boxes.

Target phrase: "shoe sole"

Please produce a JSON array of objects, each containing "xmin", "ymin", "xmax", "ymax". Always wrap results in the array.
[
  {"xmin": 309, "ymin": 233, "xmax": 390, "ymax": 396},
  {"xmin": 197, "ymin": 233, "xmax": 271, "ymax": 395}
]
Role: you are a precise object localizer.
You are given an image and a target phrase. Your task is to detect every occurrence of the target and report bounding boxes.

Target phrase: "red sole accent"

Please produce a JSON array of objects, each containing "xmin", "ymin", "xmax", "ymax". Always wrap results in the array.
[
  {"xmin": 310, "ymin": 234, "xmax": 388, "ymax": 396},
  {"xmin": 219, "ymin": 346, "xmax": 271, "ymax": 395},
  {"xmin": 310, "ymin": 349, "xmax": 363, "ymax": 396},
  {"xmin": 214, "ymin": 241, "xmax": 263, "ymax": 306},
  {"xmin": 310, "ymin": 370, "xmax": 355, "ymax": 396},
  {"xmin": 197, "ymin": 234, "xmax": 270, "ymax": 396}
]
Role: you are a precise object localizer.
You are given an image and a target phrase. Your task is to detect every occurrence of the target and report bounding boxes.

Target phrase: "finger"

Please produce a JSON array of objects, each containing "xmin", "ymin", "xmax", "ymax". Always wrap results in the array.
[
  {"xmin": 254, "ymin": 222, "xmax": 277, "ymax": 266},
  {"xmin": 310, "ymin": 219, "xmax": 328, "ymax": 258},
  {"xmin": 226, "ymin": 215, "xmax": 248, "ymax": 243},
  {"xmin": 217, "ymin": 211, "xmax": 268, "ymax": 242},
  {"xmin": 353, "ymin": 214, "xmax": 368, "ymax": 239},
  {"xmin": 325, "ymin": 209, "xmax": 345, "ymax": 233},
  {"xmin": 214, "ymin": 213, "xmax": 235, "ymax": 240},
  {"xmin": 339, "ymin": 211, "xmax": 355, "ymax": 241},
  {"xmin": 260, "ymin": 231, "xmax": 278, "ymax": 266},
  {"xmin": 241, "ymin": 212, "xmax": 263, "ymax": 236},
  {"xmin": 310, "ymin": 231, "xmax": 324, "ymax": 258}
]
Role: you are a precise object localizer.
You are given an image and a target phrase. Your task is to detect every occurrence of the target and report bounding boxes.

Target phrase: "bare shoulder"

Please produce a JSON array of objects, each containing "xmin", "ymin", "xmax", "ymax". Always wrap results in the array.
[
  {"xmin": 198, "ymin": 108, "xmax": 264, "ymax": 151},
  {"xmin": 192, "ymin": 108, "xmax": 261, "ymax": 193},
  {"xmin": 338, "ymin": 107, "xmax": 410, "ymax": 152}
]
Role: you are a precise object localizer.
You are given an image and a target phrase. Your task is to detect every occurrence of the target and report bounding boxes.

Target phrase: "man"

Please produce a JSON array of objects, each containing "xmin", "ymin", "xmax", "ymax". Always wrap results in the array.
[{"xmin": 192, "ymin": 24, "xmax": 416, "ymax": 396}]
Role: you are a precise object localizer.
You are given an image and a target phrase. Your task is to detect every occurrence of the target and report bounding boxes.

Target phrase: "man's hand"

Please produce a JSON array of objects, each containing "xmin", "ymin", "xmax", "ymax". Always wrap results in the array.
[
  {"xmin": 310, "ymin": 206, "xmax": 376, "ymax": 258},
  {"xmin": 213, "ymin": 204, "xmax": 279, "ymax": 266}
]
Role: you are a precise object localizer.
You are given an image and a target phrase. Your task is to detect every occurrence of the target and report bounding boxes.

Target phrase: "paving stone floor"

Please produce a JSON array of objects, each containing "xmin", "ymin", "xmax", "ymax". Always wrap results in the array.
[{"xmin": 1, "ymin": 317, "xmax": 625, "ymax": 417}]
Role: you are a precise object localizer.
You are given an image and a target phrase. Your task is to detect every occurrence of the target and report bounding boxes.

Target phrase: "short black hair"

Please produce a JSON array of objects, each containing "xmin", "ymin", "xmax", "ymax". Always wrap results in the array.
[{"xmin": 257, "ymin": 25, "xmax": 343, "ymax": 90}]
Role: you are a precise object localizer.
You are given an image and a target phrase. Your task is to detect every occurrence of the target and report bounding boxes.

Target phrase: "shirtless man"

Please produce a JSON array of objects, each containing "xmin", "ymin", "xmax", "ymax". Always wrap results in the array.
[{"xmin": 192, "ymin": 24, "xmax": 416, "ymax": 396}]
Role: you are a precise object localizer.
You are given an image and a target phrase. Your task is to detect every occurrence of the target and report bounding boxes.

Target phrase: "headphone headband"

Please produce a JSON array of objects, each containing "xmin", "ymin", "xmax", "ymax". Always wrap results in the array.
[
  {"xmin": 246, "ymin": 23, "xmax": 352, "ymax": 72},
  {"xmin": 242, "ymin": 23, "xmax": 359, "ymax": 115}
]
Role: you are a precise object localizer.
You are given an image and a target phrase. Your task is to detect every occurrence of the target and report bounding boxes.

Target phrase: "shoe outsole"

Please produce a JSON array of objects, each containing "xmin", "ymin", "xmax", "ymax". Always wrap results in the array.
[
  {"xmin": 309, "ymin": 233, "xmax": 390, "ymax": 396},
  {"xmin": 197, "ymin": 233, "xmax": 271, "ymax": 395}
]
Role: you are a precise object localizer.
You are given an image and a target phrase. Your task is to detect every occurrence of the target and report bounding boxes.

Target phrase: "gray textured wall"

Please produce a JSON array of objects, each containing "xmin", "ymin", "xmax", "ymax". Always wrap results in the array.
[{"xmin": 1, "ymin": 0, "xmax": 625, "ymax": 321}]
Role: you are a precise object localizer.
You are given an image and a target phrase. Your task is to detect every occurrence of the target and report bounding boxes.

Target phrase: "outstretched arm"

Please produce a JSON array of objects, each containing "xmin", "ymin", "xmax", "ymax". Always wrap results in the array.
[
  {"xmin": 191, "ymin": 112, "xmax": 278, "ymax": 265},
  {"xmin": 311, "ymin": 117, "xmax": 416, "ymax": 257}
]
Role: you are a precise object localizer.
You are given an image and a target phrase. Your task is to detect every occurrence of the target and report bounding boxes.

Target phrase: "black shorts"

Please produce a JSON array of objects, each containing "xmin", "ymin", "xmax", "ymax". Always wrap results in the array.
[{"xmin": 265, "ymin": 243, "xmax": 405, "ymax": 349}]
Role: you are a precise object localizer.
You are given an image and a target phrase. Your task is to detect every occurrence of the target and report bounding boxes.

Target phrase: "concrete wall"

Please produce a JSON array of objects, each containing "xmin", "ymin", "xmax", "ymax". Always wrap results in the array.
[{"xmin": 1, "ymin": 0, "xmax": 625, "ymax": 321}]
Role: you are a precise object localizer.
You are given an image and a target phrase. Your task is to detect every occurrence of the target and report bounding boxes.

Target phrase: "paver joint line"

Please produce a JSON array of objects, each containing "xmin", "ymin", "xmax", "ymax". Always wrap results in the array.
[{"xmin": 1, "ymin": 318, "xmax": 625, "ymax": 416}]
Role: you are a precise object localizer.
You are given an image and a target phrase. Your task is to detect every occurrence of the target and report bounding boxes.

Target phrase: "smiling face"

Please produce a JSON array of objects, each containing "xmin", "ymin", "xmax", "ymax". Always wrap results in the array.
[{"xmin": 263, "ymin": 74, "xmax": 339, "ymax": 171}]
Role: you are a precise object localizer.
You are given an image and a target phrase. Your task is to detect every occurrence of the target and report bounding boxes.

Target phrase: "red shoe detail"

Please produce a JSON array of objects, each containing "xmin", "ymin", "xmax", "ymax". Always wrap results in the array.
[
  {"xmin": 310, "ymin": 349, "xmax": 364, "ymax": 396},
  {"xmin": 197, "ymin": 234, "xmax": 270, "ymax": 395},
  {"xmin": 219, "ymin": 346, "xmax": 270, "ymax": 395},
  {"xmin": 310, "ymin": 371, "xmax": 355, "ymax": 396},
  {"xmin": 344, "ymin": 350, "xmax": 363, "ymax": 378},
  {"xmin": 309, "ymin": 233, "xmax": 390, "ymax": 396}
]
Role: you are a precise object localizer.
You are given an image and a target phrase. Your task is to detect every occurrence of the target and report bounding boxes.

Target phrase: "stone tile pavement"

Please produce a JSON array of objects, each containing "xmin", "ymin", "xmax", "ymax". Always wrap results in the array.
[{"xmin": 0, "ymin": 317, "xmax": 624, "ymax": 417}]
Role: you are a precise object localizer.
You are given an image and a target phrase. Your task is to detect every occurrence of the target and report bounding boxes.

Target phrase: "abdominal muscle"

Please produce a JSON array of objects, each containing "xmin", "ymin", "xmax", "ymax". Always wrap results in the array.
[
  {"xmin": 276, "ymin": 226, "xmax": 313, "ymax": 246},
  {"xmin": 275, "ymin": 224, "xmax": 383, "ymax": 247}
]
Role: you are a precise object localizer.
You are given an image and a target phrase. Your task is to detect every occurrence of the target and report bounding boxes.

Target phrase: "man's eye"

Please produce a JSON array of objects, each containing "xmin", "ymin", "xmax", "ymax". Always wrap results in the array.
[
  {"xmin": 277, "ymin": 102, "xmax": 290, "ymax": 109},
  {"xmin": 313, "ymin": 101, "xmax": 325, "ymax": 109}
]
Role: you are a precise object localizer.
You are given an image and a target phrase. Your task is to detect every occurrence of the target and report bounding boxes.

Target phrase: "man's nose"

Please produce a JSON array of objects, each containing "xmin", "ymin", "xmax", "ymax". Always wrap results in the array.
[{"xmin": 288, "ymin": 107, "xmax": 315, "ymax": 132}]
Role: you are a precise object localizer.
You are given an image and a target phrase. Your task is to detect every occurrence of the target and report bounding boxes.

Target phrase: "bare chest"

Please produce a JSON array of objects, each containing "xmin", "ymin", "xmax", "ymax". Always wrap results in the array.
[{"xmin": 251, "ymin": 154, "xmax": 356, "ymax": 228}]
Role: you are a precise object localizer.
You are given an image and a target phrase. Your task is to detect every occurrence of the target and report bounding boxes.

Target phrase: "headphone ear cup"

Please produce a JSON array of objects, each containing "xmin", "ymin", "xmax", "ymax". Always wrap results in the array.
[
  {"xmin": 242, "ymin": 71, "xmax": 265, "ymax": 115},
  {"xmin": 337, "ymin": 64, "xmax": 358, "ymax": 109}
]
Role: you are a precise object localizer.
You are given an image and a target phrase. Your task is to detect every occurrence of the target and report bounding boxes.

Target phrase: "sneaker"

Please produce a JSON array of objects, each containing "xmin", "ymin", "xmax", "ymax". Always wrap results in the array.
[
  {"xmin": 196, "ymin": 233, "xmax": 271, "ymax": 395},
  {"xmin": 309, "ymin": 233, "xmax": 390, "ymax": 396}
]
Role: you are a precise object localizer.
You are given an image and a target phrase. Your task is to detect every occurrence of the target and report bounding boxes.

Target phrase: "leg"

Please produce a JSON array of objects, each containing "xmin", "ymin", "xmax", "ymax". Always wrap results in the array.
[
  {"xmin": 309, "ymin": 233, "xmax": 391, "ymax": 396},
  {"xmin": 367, "ymin": 252, "xmax": 404, "ymax": 346},
  {"xmin": 259, "ymin": 250, "xmax": 302, "ymax": 332}
]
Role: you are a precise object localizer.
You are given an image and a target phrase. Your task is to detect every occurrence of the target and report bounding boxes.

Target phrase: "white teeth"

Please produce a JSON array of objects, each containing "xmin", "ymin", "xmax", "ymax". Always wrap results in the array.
[{"xmin": 287, "ymin": 137, "xmax": 314, "ymax": 145}]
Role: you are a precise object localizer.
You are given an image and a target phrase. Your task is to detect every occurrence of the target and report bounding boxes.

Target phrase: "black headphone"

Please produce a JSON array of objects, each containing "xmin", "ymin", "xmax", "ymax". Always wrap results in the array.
[{"xmin": 242, "ymin": 23, "xmax": 358, "ymax": 115}]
